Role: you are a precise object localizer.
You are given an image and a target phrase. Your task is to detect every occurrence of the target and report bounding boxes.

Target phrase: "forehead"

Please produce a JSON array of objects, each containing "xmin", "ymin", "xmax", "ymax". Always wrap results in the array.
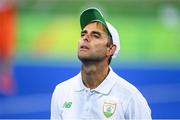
[{"xmin": 83, "ymin": 22, "xmax": 108, "ymax": 33}]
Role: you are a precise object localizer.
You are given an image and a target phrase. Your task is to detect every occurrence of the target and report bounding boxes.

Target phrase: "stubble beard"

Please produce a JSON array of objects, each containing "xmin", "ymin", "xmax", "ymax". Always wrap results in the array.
[{"xmin": 77, "ymin": 53, "xmax": 105, "ymax": 64}]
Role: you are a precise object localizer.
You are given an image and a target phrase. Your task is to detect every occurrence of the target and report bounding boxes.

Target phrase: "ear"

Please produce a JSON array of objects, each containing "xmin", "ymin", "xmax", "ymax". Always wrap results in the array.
[{"xmin": 106, "ymin": 44, "xmax": 116, "ymax": 57}]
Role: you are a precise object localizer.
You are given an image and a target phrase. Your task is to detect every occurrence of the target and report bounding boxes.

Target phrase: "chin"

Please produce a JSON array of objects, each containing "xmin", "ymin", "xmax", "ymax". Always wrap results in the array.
[
  {"xmin": 78, "ymin": 54, "xmax": 90, "ymax": 61},
  {"xmin": 78, "ymin": 54, "xmax": 104, "ymax": 63}
]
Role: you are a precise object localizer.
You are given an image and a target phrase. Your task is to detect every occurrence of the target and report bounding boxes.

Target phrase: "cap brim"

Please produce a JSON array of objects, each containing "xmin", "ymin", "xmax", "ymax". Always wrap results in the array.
[{"xmin": 80, "ymin": 8, "xmax": 107, "ymax": 30}]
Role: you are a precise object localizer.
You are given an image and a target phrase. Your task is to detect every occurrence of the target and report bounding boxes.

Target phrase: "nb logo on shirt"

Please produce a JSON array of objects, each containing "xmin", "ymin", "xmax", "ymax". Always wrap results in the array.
[{"xmin": 63, "ymin": 101, "xmax": 72, "ymax": 108}]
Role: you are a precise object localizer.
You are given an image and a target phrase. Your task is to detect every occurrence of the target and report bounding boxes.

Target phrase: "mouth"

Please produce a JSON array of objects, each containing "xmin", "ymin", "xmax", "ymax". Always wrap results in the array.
[{"xmin": 80, "ymin": 45, "xmax": 89, "ymax": 51}]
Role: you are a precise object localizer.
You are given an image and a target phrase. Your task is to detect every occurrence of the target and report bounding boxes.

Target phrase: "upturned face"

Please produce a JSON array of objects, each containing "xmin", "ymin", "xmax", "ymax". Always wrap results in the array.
[{"xmin": 78, "ymin": 22, "xmax": 112, "ymax": 63}]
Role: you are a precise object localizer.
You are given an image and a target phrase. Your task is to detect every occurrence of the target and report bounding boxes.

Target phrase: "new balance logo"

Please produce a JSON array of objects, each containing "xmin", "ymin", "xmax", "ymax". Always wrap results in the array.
[{"xmin": 63, "ymin": 101, "xmax": 72, "ymax": 108}]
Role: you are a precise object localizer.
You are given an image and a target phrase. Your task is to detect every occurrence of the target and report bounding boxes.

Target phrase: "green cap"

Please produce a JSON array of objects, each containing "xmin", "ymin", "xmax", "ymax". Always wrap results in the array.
[{"xmin": 80, "ymin": 7, "xmax": 107, "ymax": 30}]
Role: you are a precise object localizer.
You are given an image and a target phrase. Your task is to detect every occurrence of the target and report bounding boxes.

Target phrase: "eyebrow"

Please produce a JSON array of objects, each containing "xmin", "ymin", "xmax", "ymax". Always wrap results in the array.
[
  {"xmin": 81, "ymin": 30, "xmax": 101, "ymax": 36},
  {"xmin": 91, "ymin": 31, "xmax": 101, "ymax": 36},
  {"xmin": 81, "ymin": 30, "xmax": 87, "ymax": 34}
]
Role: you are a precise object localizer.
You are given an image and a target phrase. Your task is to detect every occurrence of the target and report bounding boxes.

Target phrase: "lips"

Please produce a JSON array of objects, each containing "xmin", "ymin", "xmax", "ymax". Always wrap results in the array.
[{"xmin": 80, "ymin": 45, "xmax": 89, "ymax": 51}]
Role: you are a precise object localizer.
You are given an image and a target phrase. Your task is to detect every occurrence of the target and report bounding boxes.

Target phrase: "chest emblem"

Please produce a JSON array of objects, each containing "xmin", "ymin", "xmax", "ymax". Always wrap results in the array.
[{"xmin": 103, "ymin": 101, "xmax": 116, "ymax": 118}]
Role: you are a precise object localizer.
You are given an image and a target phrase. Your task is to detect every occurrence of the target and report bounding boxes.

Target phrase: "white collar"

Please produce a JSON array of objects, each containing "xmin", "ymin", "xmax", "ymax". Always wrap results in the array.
[{"xmin": 74, "ymin": 67, "xmax": 117, "ymax": 95}]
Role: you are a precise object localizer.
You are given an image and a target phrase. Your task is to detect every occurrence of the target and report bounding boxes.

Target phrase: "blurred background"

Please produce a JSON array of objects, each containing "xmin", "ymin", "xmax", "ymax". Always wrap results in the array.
[{"xmin": 0, "ymin": 0, "xmax": 180, "ymax": 118}]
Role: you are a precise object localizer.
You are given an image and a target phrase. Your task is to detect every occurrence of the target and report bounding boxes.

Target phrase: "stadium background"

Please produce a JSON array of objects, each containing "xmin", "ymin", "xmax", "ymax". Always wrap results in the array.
[{"xmin": 0, "ymin": 0, "xmax": 180, "ymax": 118}]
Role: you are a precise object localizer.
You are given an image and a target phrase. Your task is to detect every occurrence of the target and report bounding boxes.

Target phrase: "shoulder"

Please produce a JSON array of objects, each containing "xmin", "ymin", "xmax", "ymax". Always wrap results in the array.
[
  {"xmin": 111, "ymin": 70, "xmax": 148, "ymax": 105},
  {"xmin": 54, "ymin": 73, "xmax": 80, "ymax": 93},
  {"xmin": 111, "ymin": 70, "xmax": 140, "ymax": 95},
  {"xmin": 111, "ymin": 70, "xmax": 151, "ymax": 118},
  {"xmin": 52, "ymin": 73, "xmax": 80, "ymax": 100}
]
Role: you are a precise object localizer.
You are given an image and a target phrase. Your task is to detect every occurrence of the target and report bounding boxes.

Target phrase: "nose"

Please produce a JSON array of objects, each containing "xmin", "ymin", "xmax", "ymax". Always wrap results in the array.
[{"xmin": 82, "ymin": 34, "xmax": 90, "ymax": 42}]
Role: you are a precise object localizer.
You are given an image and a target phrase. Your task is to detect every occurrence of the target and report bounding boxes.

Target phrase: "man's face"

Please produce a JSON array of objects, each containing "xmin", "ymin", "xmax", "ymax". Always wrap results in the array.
[{"xmin": 78, "ymin": 22, "xmax": 110, "ymax": 63}]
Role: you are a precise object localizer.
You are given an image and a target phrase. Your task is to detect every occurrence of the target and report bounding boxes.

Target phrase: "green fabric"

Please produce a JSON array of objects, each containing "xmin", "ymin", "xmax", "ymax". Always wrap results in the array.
[{"xmin": 80, "ymin": 8, "xmax": 106, "ymax": 30}]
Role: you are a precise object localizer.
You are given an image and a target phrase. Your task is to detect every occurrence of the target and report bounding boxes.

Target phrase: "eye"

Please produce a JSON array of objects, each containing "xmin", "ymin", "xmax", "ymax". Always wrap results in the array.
[
  {"xmin": 81, "ymin": 33, "xmax": 85, "ymax": 37},
  {"xmin": 92, "ymin": 34, "xmax": 100, "ymax": 38}
]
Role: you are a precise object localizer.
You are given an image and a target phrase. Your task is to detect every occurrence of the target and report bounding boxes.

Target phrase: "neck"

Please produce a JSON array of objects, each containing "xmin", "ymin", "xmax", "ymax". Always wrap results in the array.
[{"xmin": 81, "ymin": 61, "xmax": 109, "ymax": 89}]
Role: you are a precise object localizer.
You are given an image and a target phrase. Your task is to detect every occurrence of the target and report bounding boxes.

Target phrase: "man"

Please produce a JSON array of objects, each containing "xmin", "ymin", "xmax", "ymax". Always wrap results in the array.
[{"xmin": 51, "ymin": 7, "xmax": 151, "ymax": 119}]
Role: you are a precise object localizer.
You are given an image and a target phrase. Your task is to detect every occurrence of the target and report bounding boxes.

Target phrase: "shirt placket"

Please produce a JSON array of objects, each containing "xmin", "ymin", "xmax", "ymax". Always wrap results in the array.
[{"xmin": 81, "ymin": 89, "xmax": 95, "ymax": 119}]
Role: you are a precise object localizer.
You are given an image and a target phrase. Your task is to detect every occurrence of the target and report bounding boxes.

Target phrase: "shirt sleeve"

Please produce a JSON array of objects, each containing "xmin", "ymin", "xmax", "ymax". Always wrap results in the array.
[
  {"xmin": 51, "ymin": 87, "xmax": 62, "ymax": 120},
  {"xmin": 124, "ymin": 92, "xmax": 152, "ymax": 119}
]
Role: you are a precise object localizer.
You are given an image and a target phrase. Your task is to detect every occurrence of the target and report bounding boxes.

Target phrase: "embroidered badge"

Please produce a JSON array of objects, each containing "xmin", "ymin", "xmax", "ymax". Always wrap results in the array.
[
  {"xmin": 103, "ymin": 101, "xmax": 116, "ymax": 118},
  {"xmin": 63, "ymin": 101, "xmax": 72, "ymax": 108}
]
